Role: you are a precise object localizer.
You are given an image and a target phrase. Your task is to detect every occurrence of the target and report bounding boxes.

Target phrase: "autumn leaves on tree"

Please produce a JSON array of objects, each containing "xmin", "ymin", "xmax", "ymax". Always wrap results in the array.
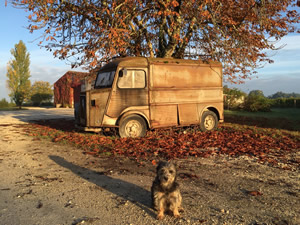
[{"xmin": 11, "ymin": 0, "xmax": 300, "ymax": 83}]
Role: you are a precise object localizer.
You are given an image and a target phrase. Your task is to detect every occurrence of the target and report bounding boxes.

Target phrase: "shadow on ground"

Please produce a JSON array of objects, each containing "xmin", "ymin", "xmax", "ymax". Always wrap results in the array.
[
  {"xmin": 32, "ymin": 119, "xmax": 77, "ymax": 132},
  {"xmin": 31, "ymin": 119, "xmax": 119, "ymax": 136},
  {"xmin": 49, "ymin": 155, "xmax": 155, "ymax": 218}
]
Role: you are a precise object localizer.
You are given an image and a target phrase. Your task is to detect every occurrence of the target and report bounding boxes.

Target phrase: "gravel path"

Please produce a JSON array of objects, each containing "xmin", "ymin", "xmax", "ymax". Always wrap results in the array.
[{"xmin": 0, "ymin": 108, "xmax": 299, "ymax": 225}]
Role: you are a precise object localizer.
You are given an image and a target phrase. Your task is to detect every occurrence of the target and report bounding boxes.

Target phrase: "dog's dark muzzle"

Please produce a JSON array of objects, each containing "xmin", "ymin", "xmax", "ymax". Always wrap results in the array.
[{"xmin": 163, "ymin": 176, "xmax": 169, "ymax": 181}]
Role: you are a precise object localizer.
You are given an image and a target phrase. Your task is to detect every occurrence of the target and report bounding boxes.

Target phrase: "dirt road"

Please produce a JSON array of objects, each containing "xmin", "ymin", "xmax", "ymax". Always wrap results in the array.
[
  {"xmin": 0, "ymin": 108, "xmax": 299, "ymax": 225},
  {"xmin": 0, "ymin": 107, "xmax": 74, "ymax": 124}
]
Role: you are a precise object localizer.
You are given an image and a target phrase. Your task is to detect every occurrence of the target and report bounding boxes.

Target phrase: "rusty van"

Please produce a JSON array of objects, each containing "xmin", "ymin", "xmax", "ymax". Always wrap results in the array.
[{"xmin": 77, "ymin": 57, "xmax": 223, "ymax": 138}]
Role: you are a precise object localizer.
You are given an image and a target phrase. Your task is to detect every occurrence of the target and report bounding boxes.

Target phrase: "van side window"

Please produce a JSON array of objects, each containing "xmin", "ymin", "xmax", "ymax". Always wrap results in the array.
[{"xmin": 118, "ymin": 70, "xmax": 146, "ymax": 89}]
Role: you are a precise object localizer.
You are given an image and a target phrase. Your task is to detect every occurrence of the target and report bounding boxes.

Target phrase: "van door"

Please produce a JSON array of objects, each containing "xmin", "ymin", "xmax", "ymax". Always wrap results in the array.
[
  {"xmin": 89, "ymin": 70, "xmax": 115, "ymax": 127},
  {"xmin": 106, "ymin": 68, "xmax": 149, "ymax": 119}
]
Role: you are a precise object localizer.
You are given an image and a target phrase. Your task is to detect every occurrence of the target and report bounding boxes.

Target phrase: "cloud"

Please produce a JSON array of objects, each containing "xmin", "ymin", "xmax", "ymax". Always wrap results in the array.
[
  {"xmin": 0, "ymin": 63, "xmax": 9, "ymax": 100},
  {"xmin": 275, "ymin": 35, "xmax": 300, "ymax": 50},
  {"xmin": 227, "ymin": 73, "xmax": 300, "ymax": 96},
  {"xmin": 28, "ymin": 49, "xmax": 86, "ymax": 84},
  {"xmin": 30, "ymin": 64, "xmax": 84, "ymax": 85},
  {"xmin": 256, "ymin": 34, "xmax": 300, "ymax": 77}
]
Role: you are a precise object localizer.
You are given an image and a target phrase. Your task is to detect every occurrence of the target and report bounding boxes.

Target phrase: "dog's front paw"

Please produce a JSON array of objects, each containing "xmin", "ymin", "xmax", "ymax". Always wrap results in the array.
[
  {"xmin": 173, "ymin": 208, "xmax": 182, "ymax": 218},
  {"xmin": 157, "ymin": 213, "xmax": 164, "ymax": 220},
  {"xmin": 174, "ymin": 212, "xmax": 181, "ymax": 218},
  {"xmin": 157, "ymin": 208, "xmax": 165, "ymax": 220}
]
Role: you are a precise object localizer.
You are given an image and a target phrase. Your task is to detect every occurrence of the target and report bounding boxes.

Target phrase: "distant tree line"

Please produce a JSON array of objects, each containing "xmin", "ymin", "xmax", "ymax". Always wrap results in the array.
[
  {"xmin": 268, "ymin": 91, "xmax": 300, "ymax": 99},
  {"xmin": 0, "ymin": 79, "xmax": 53, "ymax": 109},
  {"xmin": 0, "ymin": 98, "xmax": 15, "ymax": 108},
  {"xmin": 224, "ymin": 86, "xmax": 300, "ymax": 112}
]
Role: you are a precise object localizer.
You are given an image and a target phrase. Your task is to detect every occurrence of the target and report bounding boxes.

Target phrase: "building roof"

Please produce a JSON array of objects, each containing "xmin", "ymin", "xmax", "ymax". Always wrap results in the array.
[{"xmin": 54, "ymin": 71, "xmax": 90, "ymax": 85}]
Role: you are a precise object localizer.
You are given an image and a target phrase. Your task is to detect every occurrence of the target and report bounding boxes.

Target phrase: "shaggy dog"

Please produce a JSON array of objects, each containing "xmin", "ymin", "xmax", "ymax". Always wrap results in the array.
[{"xmin": 151, "ymin": 161, "xmax": 183, "ymax": 220}]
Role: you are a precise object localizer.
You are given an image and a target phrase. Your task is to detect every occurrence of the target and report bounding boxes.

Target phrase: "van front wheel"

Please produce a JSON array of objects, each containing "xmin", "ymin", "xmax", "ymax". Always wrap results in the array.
[
  {"xmin": 119, "ymin": 115, "xmax": 147, "ymax": 138},
  {"xmin": 200, "ymin": 111, "xmax": 218, "ymax": 131}
]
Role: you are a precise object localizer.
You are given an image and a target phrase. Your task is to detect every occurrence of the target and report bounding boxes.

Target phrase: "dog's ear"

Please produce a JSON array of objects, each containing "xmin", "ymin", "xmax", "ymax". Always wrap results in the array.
[
  {"xmin": 168, "ymin": 160, "xmax": 177, "ymax": 169},
  {"xmin": 156, "ymin": 161, "xmax": 166, "ymax": 171}
]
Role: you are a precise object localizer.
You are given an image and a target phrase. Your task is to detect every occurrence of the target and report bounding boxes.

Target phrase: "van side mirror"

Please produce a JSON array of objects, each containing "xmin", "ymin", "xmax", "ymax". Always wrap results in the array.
[{"xmin": 119, "ymin": 69, "xmax": 127, "ymax": 78}]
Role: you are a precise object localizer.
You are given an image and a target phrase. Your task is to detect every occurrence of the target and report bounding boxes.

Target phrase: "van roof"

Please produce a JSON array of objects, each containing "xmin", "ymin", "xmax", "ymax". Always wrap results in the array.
[{"xmin": 99, "ymin": 57, "xmax": 221, "ymax": 71}]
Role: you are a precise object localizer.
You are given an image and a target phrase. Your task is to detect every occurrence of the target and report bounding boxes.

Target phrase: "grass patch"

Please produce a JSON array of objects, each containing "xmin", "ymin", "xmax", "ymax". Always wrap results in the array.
[
  {"xmin": 225, "ymin": 108, "xmax": 300, "ymax": 131},
  {"xmin": 0, "ymin": 107, "xmax": 28, "ymax": 111},
  {"xmin": 225, "ymin": 108, "xmax": 300, "ymax": 120}
]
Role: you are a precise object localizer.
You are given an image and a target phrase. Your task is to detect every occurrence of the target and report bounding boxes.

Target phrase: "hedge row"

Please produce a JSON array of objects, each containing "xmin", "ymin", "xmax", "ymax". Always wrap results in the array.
[
  {"xmin": 270, "ymin": 98, "xmax": 300, "ymax": 108},
  {"xmin": 224, "ymin": 96, "xmax": 300, "ymax": 112}
]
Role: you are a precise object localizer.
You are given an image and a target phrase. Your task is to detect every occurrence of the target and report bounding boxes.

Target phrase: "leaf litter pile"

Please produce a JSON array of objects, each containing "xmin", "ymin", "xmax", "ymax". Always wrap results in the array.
[{"xmin": 21, "ymin": 119, "xmax": 300, "ymax": 170}]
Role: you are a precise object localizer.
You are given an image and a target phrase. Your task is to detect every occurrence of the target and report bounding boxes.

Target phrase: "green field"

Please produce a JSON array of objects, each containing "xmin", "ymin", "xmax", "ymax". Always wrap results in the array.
[
  {"xmin": 224, "ymin": 108, "xmax": 300, "ymax": 131},
  {"xmin": 0, "ymin": 107, "xmax": 28, "ymax": 111}
]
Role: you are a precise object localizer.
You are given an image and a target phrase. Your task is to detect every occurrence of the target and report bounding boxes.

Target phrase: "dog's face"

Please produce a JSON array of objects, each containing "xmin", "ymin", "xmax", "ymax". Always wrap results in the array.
[{"xmin": 156, "ymin": 161, "xmax": 177, "ymax": 187}]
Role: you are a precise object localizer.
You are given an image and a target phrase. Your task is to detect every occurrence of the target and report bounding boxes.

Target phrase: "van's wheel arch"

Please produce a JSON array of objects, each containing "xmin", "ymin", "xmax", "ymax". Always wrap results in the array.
[
  {"xmin": 200, "ymin": 111, "xmax": 218, "ymax": 131},
  {"xmin": 119, "ymin": 114, "xmax": 147, "ymax": 138}
]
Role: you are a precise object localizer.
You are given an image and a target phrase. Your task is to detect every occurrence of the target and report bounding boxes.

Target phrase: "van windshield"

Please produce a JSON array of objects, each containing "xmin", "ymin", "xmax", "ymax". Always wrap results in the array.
[{"xmin": 94, "ymin": 71, "xmax": 115, "ymax": 88}]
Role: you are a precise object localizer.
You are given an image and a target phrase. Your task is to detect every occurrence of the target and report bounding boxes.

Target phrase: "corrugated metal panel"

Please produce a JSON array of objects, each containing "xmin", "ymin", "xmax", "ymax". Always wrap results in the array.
[
  {"xmin": 150, "ymin": 88, "xmax": 223, "ymax": 104},
  {"xmin": 150, "ymin": 64, "xmax": 222, "ymax": 88},
  {"xmin": 150, "ymin": 105, "xmax": 178, "ymax": 127},
  {"xmin": 178, "ymin": 104, "xmax": 199, "ymax": 125}
]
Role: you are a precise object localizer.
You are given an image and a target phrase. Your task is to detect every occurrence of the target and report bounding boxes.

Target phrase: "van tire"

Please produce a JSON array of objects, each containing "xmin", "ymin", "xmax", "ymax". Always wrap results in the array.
[
  {"xmin": 119, "ymin": 115, "xmax": 147, "ymax": 138},
  {"xmin": 200, "ymin": 111, "xmax": 218, "ymax": 131}
]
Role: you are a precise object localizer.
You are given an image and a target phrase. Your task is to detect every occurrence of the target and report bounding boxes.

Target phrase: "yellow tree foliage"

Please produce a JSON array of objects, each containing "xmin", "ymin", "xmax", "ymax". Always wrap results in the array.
[
  {"xmin": 6, "ymin": 40, "xmax": 31, "ymax": 108},
  {"xmin": 9, "ymin": 0, "xmax": 300, "ymax": 83},
  {"xmin": 30, "ymin": 81, "xmax": 53, "ymax": 106}
]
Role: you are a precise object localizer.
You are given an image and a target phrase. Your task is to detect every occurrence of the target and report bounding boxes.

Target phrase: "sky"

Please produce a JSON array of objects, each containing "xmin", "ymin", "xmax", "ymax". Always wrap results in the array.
[
  {"xmin": 0, "ymin": 3, "xmax": 84, "ymax": 101},
  {"xmin": 0, "ymin": 3, "xmax": 300, "ymax": 101}
]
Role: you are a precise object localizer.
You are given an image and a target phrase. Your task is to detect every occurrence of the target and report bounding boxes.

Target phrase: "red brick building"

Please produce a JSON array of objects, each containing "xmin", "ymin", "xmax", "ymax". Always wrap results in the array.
[{"xmin": 54, "ymin": 71, "xmax": 93, "ymax": 108}]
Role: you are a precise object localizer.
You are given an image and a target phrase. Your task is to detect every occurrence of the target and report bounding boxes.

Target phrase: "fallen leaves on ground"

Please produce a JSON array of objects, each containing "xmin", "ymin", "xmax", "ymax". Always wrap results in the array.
[
  {"xmin": 20, "ymin": 119, "xmax": 300, "ymax": 170},
  {"xmin": 247, "ymin": 191, "xmax": 263, "ymax": 196}
]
